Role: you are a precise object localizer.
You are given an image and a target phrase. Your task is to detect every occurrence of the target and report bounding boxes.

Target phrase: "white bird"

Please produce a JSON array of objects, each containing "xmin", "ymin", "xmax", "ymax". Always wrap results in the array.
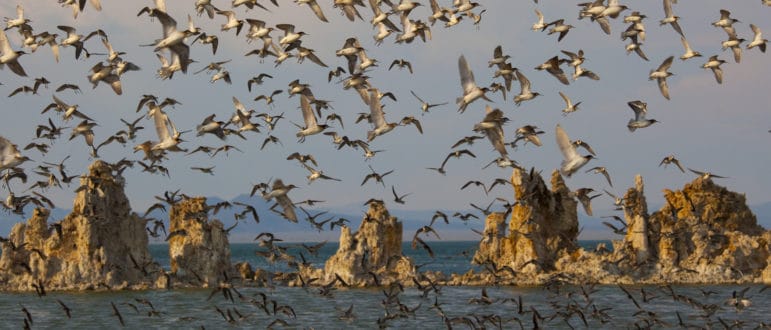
[
  {"xmin": 296, "ymin": 94, "xmax": 328, "ymax": 142},
  {"xmin": 150, "ymin": 107, "xmax": 184, "ymax": 152},
  {"xmin": 556, "ymin": 124, "xmax": 594, "ymax": 177},
  {"xmin": 514, "ymin": 70, "xmax": 540, "ymax": 106},
  {"xmin": 559, "ymin": 91, "xmax": 581, "ymax": 116},
  {"xmin": 0, "ymin": 136, "xmax": 31, "ymax": 170},
  {"xmin": 626, "ymin": 100, "xmax": 659, "ymax": 132},
  {"xmin": 747, "ymin": 24, "xmax": 767, "ymax": 53},
  {"xmin": 366, "ymin": 88, "xmax": 398, "ymax": 142},
  {"xmin": 0, "ymin": 28, "xmax": 27, "ymax": 77},
  {"xmin": 649, "ymin": 56, "xmax": 674, "ymax": 100},
  {"xmin": 262, "ymin": 179, "xmax": 298, "ymax": 222},
  {"xmin": 679, "ymin": 36, "xmax": 701, "ymax": 61},
  {"xmin": 456, "ymin": 55, "xmax": 491, "ymax": 113},
  {"xmin": 702, "ymin": 55, "xmax": 726, "ymax": 84}
]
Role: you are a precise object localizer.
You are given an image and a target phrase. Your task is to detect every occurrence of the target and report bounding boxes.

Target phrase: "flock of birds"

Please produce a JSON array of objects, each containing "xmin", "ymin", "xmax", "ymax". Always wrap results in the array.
[{"xmin": 0, "ymin": 0, "xmax": 768, "ymax": 328}]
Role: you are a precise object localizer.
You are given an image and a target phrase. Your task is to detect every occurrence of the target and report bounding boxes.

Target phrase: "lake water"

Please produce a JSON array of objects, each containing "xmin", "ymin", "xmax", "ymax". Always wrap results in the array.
[{"xmin": 1, "ymin": 241, "xmax": 768, "ymax": 329}]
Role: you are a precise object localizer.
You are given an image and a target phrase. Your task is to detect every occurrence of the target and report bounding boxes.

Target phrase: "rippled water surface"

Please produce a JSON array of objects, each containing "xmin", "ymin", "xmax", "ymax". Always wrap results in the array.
[{"xmin": 1, "ymin": 242, "xmax": 768, "ymax": 329}]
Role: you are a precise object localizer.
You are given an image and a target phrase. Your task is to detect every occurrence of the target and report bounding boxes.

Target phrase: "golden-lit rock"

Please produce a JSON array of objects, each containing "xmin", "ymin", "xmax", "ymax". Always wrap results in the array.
[{"xmin": 0, "ymin": 160, "xmax": 160, "ymax": 291}]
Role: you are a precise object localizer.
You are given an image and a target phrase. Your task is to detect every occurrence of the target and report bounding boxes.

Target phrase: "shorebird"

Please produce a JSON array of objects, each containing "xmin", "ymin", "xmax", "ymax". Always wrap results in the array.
[
  {"xmin": 586, "ymin": 166, "xmax": 613, "ymax": 187},
  {"xmin": 660, "ymin": 0, "xmax": 684, "ymax": 37},
  {"xmin": 535, "ymin": 56, "xmax": 569, "ymax": 85},
  {"xmin": 150, "ymin": 108, "xmax": 185, "ymax": 153},
  {"xmin": 216, "ymin": 10, "xmax": 244, "ymax": 36},
  {"xmin": 712, "ymin": 9, "xmax": 740, "ymax": 29},
  {"xmin": 545, "ymin": 19, "xmax": 574, "ymax": 42},
  {"xmin": 722, "ymin": 26, "xmax": 745, "ymax": 63},
  {"xmin": 196, "ymin": 114, "xmax": 227, "ymax": 140},
  {"xmin": 649, "ymin": 56, "xmax": 674, "ymax": 100},
  {"xmin": 146, "ymin": 12, "xmax": 199, "ymax": 70},
  {"xmin": 0, "ymin": 136, "xmax": 31, "ymax": 171},
  {"xmin": 410, "ymin": 90, "xmax": 447, "ymax": 114},
  {"xmin": 573, "ymin": 188, "xmax": 602, "ymax": 216},
  {"xmin": 531, "ymin": 9, "xmax": 546, "ymax": 31},
  {"xmin": 559, "ymin": 92, "xmax": 581, "ymax": 116},
  {"xmin": 679, "ymin": 37, "xmax": 701, "ymax": 61},
  {"xmin": 262, "ymin": 179, "xmax": 298, "ymax": 222},
  {"xmin": 702, "ymin": 55, "xmax": 726, "ymax": 84},
  {"xmin": 556, "ymin": 124, "xmax": 594, "ymax": 177},
  {"xmin": 295, "ymin": 95, "xmax": 328, "ymax": 142},
  {"xmin": 4, "ymin": 5, "xmax": 30, "ymax": 31},
  {"xmin": 513, "ymin": 70, "xmax": 540, "ymax": 106},
  {"xmin": 660, "ymin": 155, "xmax": 686, "ymax": 172},
  {"xmin": 473, "ymin": 106, "xmax": 508, "ymax": 158},
  {"xmin": 0, "ymin": 29, "xmax": 27, "ymax": 77},
  {"xmin": 456, "ymin": 55, "xmax": 492, "ymax": 113},
  {"xmin": 366, "ymin": 88, "xmax": 398, "ymax": 142},
  {"xmin": 514, "ymin": 125, "xmax": 544, "ymax": 147},
  {"xmin": 688, "ymin": 168, "xmax": 727, "ymax": 180},
  {"xmin": 747, "ymin": 24, "xmax": 767, "ymax": 53},
  {"xmin": 627, "ymin": 100, "xmax": 659, "ymax": 131}
]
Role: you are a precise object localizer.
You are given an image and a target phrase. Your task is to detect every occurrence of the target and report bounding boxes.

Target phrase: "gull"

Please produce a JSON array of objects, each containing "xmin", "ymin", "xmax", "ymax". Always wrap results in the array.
[
  {"xmin": 0, "ymin": 136, "xmax": 31, "ymax": 171},
  {"xmin": 586, "ymin": 166, "xmax": 613, "ymax": 187},
  {"xmin": 296, "ymin": 94, "xmax": 328, "ymax": 142},
  {"xmin": 513, "ymin": 70, "xmax": 540, "ymax": 106},
  {"xmin": 367, "ymin": 88, "xmax": 398, "ymax": 142},
  {"xmin": 410, "ymin": 90, "xmax": 447, "ymax": 114},
  {"xmin": 545, "ymin": 19, "xmax": 574, "ymax": 42},
  {"xmin": 4, "ymin": 5, "xmax": 30, "ymax": 31},
  {"xmin": 0, "ymin": 29, "xmax": 27, "ymax": 77},
  {"xmin": 473, "ymin": 106, "xmax": 507, "ymax": 158},
  {"xmin": 627, "ymin": 100, "xmax": 658, "ymax": 132},
  {"xmin": 660, "ymin": 0, "xmax": 684, "ymax": 37},
  {"xmin": 721, "ymin": 27, "xmax": 745, "ymax": 63},
  {"xmin": 702, "ymin": 55, "xmax": 726, "ymax": 84},
  {"xmin": 688, "ymin": 168, "xmax": 727, "ymax": 180},
  {"xmin": 659, "ymin": 155, "xmax": 685, "ymax": 172},
  {"xmin": 297, "ymin": 0, "xmax": 328, "ymax": 22},
  {"xmin": 559, "ymin": 91, "xmax": 580, "ymax": 116},
  {"xmin": 556, "ymin": 124, "xmax": 594, "ymax": 177},
  {"xmin": 456, "ymin": 55, "xmax": 492, "ymax": 113},
  {"xmin": 531, "ymin": 9, "xmax": 546, "ymax": 31},
  {"xmin": 262, "ymin": 179, "xmax": 298, "ymax": 222},
  {"xmin": 747, "ymin": 24, "xmax": 767, "ymax": 53},
  {"xmin": 216, "ymin": 10, "xmax": 244, "ymax": 36},
  {"xmin": 649, "ymin": 56, "xmax": 674, "ymax": 100}
]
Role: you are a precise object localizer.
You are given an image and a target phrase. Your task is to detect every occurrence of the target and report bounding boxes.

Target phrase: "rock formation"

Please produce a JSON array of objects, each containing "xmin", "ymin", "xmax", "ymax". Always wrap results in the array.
[
  {"xmin": 168, "ymin": 197, "xmax": 232, "ymax": 287},
  {"xmin": 473, "ymin": 168, "xmax": 579, "ymax": 273},
  {"xmin": 0, "ymin": 160, "xmax": 161, "ymax": 291},
  {"xmin": 622, "ymin": 175, "xmax": 652, "ymax": 264},
  {"xmin": 321, "ymin": 201, "xmax": 414, "ymax": 286}
]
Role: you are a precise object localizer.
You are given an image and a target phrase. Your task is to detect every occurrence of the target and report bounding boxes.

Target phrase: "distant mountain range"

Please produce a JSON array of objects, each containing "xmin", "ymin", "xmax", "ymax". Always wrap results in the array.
[{"xmin": 2, "ymin": 196, "xmax": 769, "ymax": 243}]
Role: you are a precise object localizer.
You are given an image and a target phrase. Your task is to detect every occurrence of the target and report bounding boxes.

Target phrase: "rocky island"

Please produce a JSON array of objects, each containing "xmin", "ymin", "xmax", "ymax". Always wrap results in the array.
[{"xmin": 1, "ymin": 161, "xmax": 769, "ymax": 291}]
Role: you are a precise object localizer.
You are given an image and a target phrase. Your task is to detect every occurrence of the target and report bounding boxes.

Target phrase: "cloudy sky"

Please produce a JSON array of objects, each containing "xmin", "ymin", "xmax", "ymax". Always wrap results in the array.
[{"xmin": 0, "ymin": 1, "xmax": 769, "ymax": 237}]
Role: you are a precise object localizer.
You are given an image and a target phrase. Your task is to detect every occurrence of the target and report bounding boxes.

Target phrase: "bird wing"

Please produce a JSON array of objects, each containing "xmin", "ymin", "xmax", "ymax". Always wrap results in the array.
[
  {"xmin": 559, "ymin": 91, "xmax": 570, "ymax": 106},
  {"xmin": 658, "ymin": 56, "xmax": 674, "ymax": 71},
  {"xmin": 555, "ymin": 124, "xmax": 578, "ymax": 160},
  {"xmin": 663, "ymin": 0, "xmax": 673, "ymax": 17},
  {"xmin": 0, "ymin": 29, "xmax": 14, "ymax": 55},
  {"xmin": 458, "ymin": 55, "xmax": 476, "ymax": 94},
  {"xmin": 276, "ymin": 195, "xmax": 297, "ymax": 222},
  {"xmin": 369, "ymin": 90, "xmax": 386, "ymax": 128},
  {"xmin": 300, "ymin": 94, "xmax": 318, "ymax": 127},
  {"xmin": 153, "ymin": 110, "xmax": 171, "ymax": 141},
  {"xmin": 515, "ymin": 70, "xmax": 531, "ymax": 93},
  {"xmin": 308, "ymin": 0, "xmax": 328, "ymax": 22},
  {"xmin": 658, "ymin": 77, "xmax": 670, "ymax": 100}
]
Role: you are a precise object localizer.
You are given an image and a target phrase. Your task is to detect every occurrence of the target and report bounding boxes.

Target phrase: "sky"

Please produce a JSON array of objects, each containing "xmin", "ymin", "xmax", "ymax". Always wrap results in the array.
[{"xmin": 0, "ymin": 1, "xmax": 769, "ymax": 240}]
